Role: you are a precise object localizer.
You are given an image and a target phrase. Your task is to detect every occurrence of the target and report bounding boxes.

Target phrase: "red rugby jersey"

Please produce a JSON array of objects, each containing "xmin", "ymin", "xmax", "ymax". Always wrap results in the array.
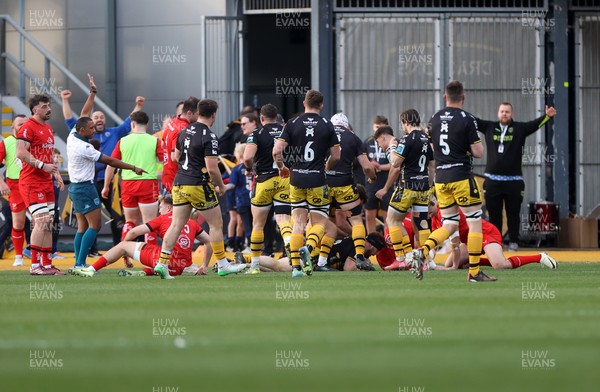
[
  {"xmin": 161, "ymin": 116, "xmax": 190, "ymax": 189},
  {"xmin": 16, "ymin": 117, "xmax": 54, "ymax": 184},
  {"xmin": 145, "ymin": 212, "xmax": 203, "ymax": 265}
]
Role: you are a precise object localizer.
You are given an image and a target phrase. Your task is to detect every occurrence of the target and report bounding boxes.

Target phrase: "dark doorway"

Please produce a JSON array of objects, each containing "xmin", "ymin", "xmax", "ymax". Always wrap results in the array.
[{"xmin": 245, "ymin": 13, "xmax": 311, "ymax": 121}]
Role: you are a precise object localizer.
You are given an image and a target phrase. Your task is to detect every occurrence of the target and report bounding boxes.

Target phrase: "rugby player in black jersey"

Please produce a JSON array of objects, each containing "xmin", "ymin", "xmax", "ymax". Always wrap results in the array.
[
  {"xmin": 154, "ymin": 99, "xmax": 246, "ymax": 279},
  {"xmin": 273, "ymin": 90, "xmax": 340, "ymax": 278},
  {"xmin": 363, "ymin": 115, "xmax": 394, "ymax": 234},
  {"xmin": 242, "ymin": 104, "xmax": 293, "ymax": 274},
  {"xmin": 314, "ymin": 112, "xmax": 377, "ymax": 271},
  {"xmin": 374, "ymin": 110, "xmax": 435, "ymax": 272},
  {"xmin": 415, "ymin": 81, "xmax": 496, "ymax": 282}
]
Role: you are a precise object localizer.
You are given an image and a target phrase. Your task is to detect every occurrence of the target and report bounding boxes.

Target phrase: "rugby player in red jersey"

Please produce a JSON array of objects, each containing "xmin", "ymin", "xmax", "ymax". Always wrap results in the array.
[
  {"xmin": 16, "ymin": 95, "xmax": 65, "ymax": 275},
  {"xmin": 430, "ymin": 203, "xmax": 557, "ymax": 270},
  {"xmin": 161, "ymin": 97, "xmax": 200, "ymax": 193},
  {"xmin": 0, "ymin": 115, "xmax": 28, "ymax": 266},
  {"xmin": 72, "ymin": 194, "xmax": 212, "ymax": 277}
]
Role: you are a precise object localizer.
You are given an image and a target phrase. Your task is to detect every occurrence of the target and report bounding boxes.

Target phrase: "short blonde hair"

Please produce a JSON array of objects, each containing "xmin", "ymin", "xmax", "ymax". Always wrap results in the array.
[{"xmin": 234, "ymin": 143, "xmax": 246, "ymax": 157}]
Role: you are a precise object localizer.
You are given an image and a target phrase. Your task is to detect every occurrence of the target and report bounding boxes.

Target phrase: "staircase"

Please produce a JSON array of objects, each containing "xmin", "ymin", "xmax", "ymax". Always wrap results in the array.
[
  {"xmin": 0, "ymin": 14, "xmax": 122, "ymax": 130},
  {"xmin": 1, "ymin": 106, "xmax": 11, "ymax": 138},
  {"xmin": 0, "ymin": 95, "xmax": 30, "ymax": 139}
]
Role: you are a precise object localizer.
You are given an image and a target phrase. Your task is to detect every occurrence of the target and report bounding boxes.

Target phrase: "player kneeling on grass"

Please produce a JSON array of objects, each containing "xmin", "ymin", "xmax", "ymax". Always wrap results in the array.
[
  {"xmin": 71, "ymin": 194, "xmax": 212, "ymax": 277},
  {"xmin": 235, "ymin": 232, "xmax": 387, "ymax": 272}
]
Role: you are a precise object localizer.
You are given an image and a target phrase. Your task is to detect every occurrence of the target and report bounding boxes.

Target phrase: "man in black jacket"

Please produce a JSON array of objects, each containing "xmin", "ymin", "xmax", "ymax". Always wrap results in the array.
[
  {"xmin": 218, "ymin": 106, "xmax": 257, "ymax": 155},
  {"xmin": 476, "ymin": 103, "xmax": 556, "ymax": 251}
]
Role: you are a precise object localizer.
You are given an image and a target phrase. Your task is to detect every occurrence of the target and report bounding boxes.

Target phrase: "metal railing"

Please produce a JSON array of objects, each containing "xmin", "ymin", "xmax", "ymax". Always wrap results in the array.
[{"xmin": 0, "ymin": 14, "xmax": 122, "ymax": 124}]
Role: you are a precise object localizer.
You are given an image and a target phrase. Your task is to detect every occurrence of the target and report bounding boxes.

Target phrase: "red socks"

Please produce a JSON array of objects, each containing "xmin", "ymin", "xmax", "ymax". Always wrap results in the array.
[
  {"xmin": 121, "ymin": 221, "xmax": 136, "ymax": 241},
  {"xmin": 41, "ymin": 247, "xmax": 53, "ymax": 267},
  {"xmin": 12, "ymin": 228, "xmax": 24, "ymax": 255},
  {"xmin": 92, "ymin": 256, "xmax": 109, "ymax": 271},
  {"xmin": 507, "ymin": 254, "xmax": 542, "ymax": 269},
  {"xmin": 479, "ymin": 254, "xmax": 541, "ymax": 269}
]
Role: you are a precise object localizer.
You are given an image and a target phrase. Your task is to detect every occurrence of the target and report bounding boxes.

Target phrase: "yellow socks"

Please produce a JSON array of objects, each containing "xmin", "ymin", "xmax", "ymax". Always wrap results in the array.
[
  {"xmin": 388, "ymin": 226, "xmax": 404, "ymax": 259},
  {"xmin": 422, "ymin": 227, "xmax": 449, "ymax": 258},
  {"xmin": 290, "ymin": 233, "xmax": 304, "ymax": 267},
  {"xmin": 305, "ymin": 224, "xmax": 325, "ymax": 252},
  {"xmin": 250, "ymin": 230, "xmax": 264, "ymax": 259},
  {"xmin": 352, "ymin": 224, "xmax": 366, "ymax": 257},
  {"xmin": 467, "ymin": 232, "xmax": 483, "ymax": 276}
]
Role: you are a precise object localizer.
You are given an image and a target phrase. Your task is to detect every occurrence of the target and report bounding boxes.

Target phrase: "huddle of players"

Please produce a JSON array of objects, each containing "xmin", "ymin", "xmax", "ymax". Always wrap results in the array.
[
  {"xmin": 147, "ymin": 82, "xmax": 492, "ymax": 281},
  {"xmin": 261, "ymin": 82, "xmax": 493, "ymax": 282},
  {"xmin": 72, "ymin": 81, "xmax": 498, "ymax": 281}
]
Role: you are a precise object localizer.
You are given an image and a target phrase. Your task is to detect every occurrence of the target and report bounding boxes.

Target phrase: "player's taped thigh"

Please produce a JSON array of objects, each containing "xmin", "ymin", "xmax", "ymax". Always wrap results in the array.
[
  {"xmin": 139, "ymin": 201, "xmax": 159, "ymax": 208},
  {"xmin": 464, "ymin": 209, "xmax": 483, "ymax": 222},
  {"xmin": 291, "ymin": 201, "xmax": 308, "ymax": 211},
  {"xmin": 412, "ymin": 211, "xmax": 431, "ymax": 231},
  {"xmin": 349, "ymin": 203, "xmax": 362, "ymax": 217},
  {"xmin": 30, "ymin": 206, "xmax": 53, "ymax": 231},
  {"xmin": 274, "ymin": 200, "xmax": 291, "ymax": 215},
  {"xmin": 441, "ymin": 211, "xmax": 460, "ymax": 226},
  {"xmin": 308, "ymin": 204, "xmax": 330, "ymax": 218}
]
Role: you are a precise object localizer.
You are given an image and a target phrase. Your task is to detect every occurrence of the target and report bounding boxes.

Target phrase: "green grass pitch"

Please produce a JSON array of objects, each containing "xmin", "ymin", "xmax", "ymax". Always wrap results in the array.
[{"xmin": 1, "ymin": 263, "xmax": 599, "ymax": 392}]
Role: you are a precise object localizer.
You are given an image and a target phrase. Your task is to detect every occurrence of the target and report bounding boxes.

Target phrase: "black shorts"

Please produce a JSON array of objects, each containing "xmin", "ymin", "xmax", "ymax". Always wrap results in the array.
[{"xmin": 364, "ymin": 188, "xmax": 393, "ymax": 211}]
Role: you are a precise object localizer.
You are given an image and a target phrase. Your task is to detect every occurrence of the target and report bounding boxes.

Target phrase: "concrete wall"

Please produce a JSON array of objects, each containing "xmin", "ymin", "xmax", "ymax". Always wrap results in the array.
[{"xmin": 1, "ymin": 0, "xmax": 226, "ymax": 138}]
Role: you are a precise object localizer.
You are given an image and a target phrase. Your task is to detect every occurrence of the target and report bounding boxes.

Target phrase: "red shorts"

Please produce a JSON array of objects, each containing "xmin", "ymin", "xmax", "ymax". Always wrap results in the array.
[
  {"xmin": 482, "ymin": 221, "xmax": 502, "ymax": 249},
  {"xmin": 121, "ymin": 179, "xmax": 159, "ymax": 208},
  {"xmin": 19, "ymin": 181, "xmax": 54, "ymax": 209},
  {"xmin": 138, "ymin": 243, "xmax": 187, "ymax": 276},
  {"xmin": 7, "ymin": 178, "xmax": 26, "ymax": 212}
]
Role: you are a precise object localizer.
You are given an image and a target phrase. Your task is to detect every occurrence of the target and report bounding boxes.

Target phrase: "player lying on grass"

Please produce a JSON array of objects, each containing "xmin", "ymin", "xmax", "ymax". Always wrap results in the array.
[
  {"xmin": 378, "ymin": 197, "xmax": 556, "ymax": 272},
  {"xmin": 70, "ymin": 194, "xmax": 214, "ymax": 277},
  {"xmin": 234, "ymin": 232, "xmax": 387, "ymax": 272},
  {"xmin": 428, "ymin": 200, "xmax": 557, "ymax": 270}
]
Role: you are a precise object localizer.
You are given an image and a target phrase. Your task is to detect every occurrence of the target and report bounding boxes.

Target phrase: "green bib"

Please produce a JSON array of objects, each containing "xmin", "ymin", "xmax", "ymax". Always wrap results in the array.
[
  {"xmin": 3, "ymin": 136, "xmax": 21, "ymax": 180},
  {"xmin": 120, "ymin": 133, "xmax": 158, "ymax": 181}
]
